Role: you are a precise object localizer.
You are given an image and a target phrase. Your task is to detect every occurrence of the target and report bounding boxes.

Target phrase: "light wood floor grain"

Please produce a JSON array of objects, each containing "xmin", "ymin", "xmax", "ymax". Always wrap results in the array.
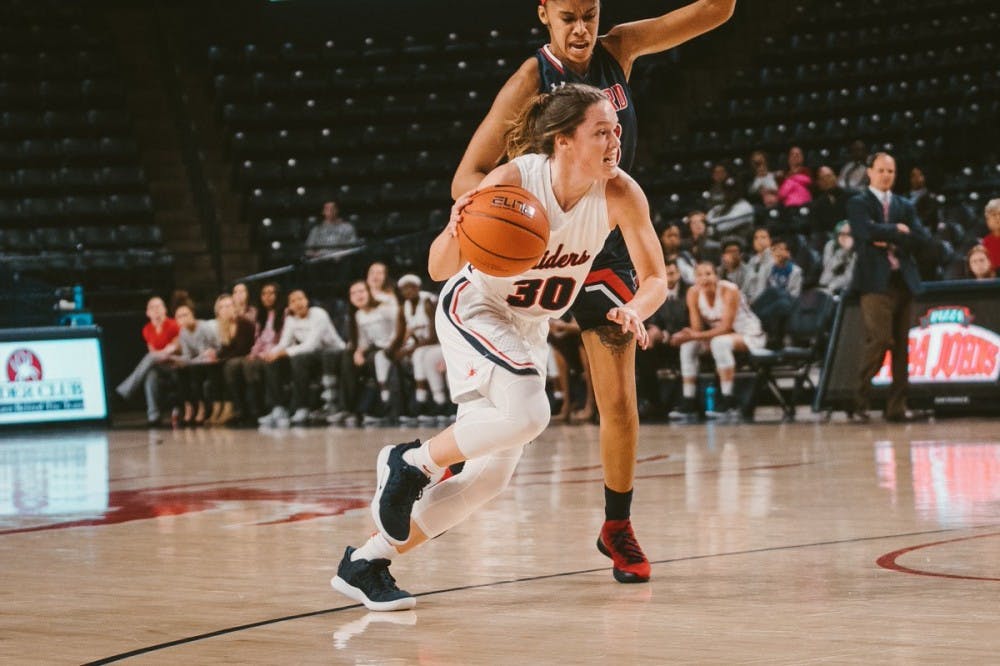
[{"xmin": 1, "ymin": 418, "xmax": 997, "ymax": 664}]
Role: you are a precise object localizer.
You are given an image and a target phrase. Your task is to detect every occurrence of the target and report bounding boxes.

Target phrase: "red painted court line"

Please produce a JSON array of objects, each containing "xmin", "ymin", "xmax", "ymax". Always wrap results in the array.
[{"xmin": 875, "ymin": 531, "xmax": 1000, "ymax": 582}]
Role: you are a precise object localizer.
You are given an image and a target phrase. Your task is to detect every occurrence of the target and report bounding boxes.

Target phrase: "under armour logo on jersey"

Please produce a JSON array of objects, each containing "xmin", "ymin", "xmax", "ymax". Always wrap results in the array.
[{"xmin": 467, "ymin": 365, "xmax": 478, "ymax": 378}]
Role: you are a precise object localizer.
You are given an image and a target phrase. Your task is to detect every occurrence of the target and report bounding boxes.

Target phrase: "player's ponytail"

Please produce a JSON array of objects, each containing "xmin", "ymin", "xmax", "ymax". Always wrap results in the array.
[
  {"xmin": 505, "ymin": 92, "xmax": 549, "ymax": 158},
  {"xmin": 504, "ymin": 83, "xmax": 608, "ymax": 158}
]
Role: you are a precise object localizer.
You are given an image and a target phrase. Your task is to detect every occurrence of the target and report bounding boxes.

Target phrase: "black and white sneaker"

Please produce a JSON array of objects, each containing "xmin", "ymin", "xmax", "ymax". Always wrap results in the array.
[
  {"xmin": 668, "ymin": 398, "xmax": 698, "ymax": 421},
  {"xmin": 705, "ymin": 395, "xmax": 732, "ymax": 419},
  {"xmin": 372, "ymin": 440, "xmax": 429, "ymax": 544},
  {"xmin": 330, "ymin": 546, "xmax": 416, "ymax": 612}
]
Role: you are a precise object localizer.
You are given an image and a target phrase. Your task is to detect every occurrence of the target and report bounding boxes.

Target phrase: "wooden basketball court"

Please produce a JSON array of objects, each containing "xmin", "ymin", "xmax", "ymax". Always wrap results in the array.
[{"xmin": 2, "ymin": 417, "xmax": 997, "ymax": 664}]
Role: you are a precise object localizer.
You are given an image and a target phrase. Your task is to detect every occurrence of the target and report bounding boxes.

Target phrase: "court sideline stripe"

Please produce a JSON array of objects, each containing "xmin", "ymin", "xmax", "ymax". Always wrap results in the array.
[{"xmin": 81, "ymin": 523, "xmax": 998, "ymax": 665}]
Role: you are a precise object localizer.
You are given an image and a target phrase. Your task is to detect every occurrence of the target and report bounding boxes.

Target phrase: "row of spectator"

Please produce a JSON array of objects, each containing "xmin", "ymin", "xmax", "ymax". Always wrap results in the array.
[{"xmin": 116, "ymin": 262, "xmax": 450, "ymax": 429}]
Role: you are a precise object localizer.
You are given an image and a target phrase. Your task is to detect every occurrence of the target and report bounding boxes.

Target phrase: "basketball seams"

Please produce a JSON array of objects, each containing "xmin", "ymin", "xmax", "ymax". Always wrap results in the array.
[
  {"xmin": 461, "ymin": 209, "xmax": 549, "ymax": 245},
  {"xmin": 457, "ymin": 223, "xmax": 540, "ymax": 264},
  {"xmin": 458, "ymin": 184, "xmax": 550, "ymax": 277}
]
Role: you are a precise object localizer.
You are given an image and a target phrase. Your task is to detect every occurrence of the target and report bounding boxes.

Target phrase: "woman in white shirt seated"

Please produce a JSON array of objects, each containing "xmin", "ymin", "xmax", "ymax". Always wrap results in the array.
[{"xmin": 330, "ymin": 280, "xmax": 399, "ymax": 426}]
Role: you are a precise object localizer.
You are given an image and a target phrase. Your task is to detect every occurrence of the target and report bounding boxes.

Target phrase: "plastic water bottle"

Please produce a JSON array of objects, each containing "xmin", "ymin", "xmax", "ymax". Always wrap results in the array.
[
  {"xmin": 705, "ymin": 385, "xmax": 716, "ymax": 413},
  {"xmin": 73, "ymin": 285, "xmax": 85, "ymax": 310}
]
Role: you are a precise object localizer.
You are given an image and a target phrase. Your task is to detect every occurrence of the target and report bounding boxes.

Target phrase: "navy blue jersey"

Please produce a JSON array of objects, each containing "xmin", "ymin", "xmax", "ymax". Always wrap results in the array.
[{"xmin": 535, "ymin": 41, "xmax": 635, "ymax": 270}]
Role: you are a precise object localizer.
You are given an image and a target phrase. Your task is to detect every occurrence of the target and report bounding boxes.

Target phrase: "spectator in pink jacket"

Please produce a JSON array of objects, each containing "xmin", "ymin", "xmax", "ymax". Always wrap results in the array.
[{"xmin": 777, "ymin": 145, "xmax": 813, "ymax": 207}]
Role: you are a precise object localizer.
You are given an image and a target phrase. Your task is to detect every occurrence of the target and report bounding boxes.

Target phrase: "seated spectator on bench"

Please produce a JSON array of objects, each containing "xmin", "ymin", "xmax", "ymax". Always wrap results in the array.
[
  {"xmin": 636, "ymin": 259, "xmax": 689, "ymax": 417},
  {"xmin": 390, "ymin": 274, "xmax": 448, "ymax": 422},
  {"xmin": 706, "ymin": 179, "xmax": 754, "ymax": 240},
  {"xmin": 366, "ymin": 261, "xmax": 399, "ymax": 309},
  {"xmin": 744, "ymin": 227, "xmax": 774, "ymax": 301},
  {"xmin": 305, "ymin": 199, "xmax": 359, "ymax": 258},
  {"xmin": 967, "ymin": 245, "xmax": 996, "ymax": 280},
  {"xmin": 668, "ymin": 261, "xmax": 766, "ymax": 420},
  {"xmin": 172, "ymin": 302, "xmax": 218, "ymax": 426},
  {"xmin": 258, "ymin": 289, "xmax": 346, "ymax": 428},
  {"xmin": 232, "ymin": 282, "xmax": 257, "ymax": 324},
  {"xmin": 762, "ymin": 237, "xmax": 803, "ymax": 299},
  {"xmin": 231, "ymin": 282, "xmax": 284, "ymax": 425},
  {"xmin": 660, "ymin": 222, "xmax": 696, "ymax": 284},
  {"xmin": 819, "ymin": 221, "xmax": 857, "ymax": 294},
  {"xmin": 747, "ymin": 150, "xmax": 778, "ymax": 203},
  {"xmin": 686, "ymin": 209, "xmax": 722, "ymax": 264},
  {"xmin": 210, "ymin": 294, "xmax": 255, "ymax": 426},
  {"xmin": 718, "ymin": 238, "xmax": 751, "ymax": 293},
  {"xmin": 776, "ymin": 145, "xmax": 813, "ymax": 208},
  {"xmin": 329, "ymin": 280, "xmax": 398, "ymax": 426},
  {"xmin": 748, "ymin": 237, "xmax": 802, "ymax": 344},
  {"xmin": 982, "ymin": 198, "xmax": 1000, "ymax": 271},
  {"xmin": 811, "ymin": 166, "xmax": 849, "ymax": 236},
  {"xmin": 837, "ymin": 139, "xmax": 868, "ymax": 193},
  {"xmin": 115, "ymin": 296, "xmax": 180, "ymax": 426}
]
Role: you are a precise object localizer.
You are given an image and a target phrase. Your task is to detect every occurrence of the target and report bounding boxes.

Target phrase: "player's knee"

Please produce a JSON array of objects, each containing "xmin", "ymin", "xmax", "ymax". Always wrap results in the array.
[{"xmin": 516, "ymin": 395, "xmax": 550, "ymax": 442}]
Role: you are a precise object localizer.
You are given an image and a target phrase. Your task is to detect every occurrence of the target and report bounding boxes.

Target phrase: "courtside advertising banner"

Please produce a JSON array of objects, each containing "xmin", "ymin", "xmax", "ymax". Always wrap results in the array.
[
  {"xmin": 0, "ymin": 337, "xmax": 108, "ymax": 425},
  {"xmin": 873, "ymin": 305, "xmax": 1000, "ymax": 385}
]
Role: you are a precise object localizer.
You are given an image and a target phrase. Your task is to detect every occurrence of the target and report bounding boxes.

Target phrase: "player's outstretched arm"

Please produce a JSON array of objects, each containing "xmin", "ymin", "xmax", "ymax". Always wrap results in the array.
[
  {"xmin": 602, "ymin": 0, "xmax": 736, "ymax": 78},
  {"xmin": 607, "ymin": 175, "xmax": 668, "ymax": 345},
  {"xmin": 451, "ymin": 59, "xmax": 541, "ymax": 199}
]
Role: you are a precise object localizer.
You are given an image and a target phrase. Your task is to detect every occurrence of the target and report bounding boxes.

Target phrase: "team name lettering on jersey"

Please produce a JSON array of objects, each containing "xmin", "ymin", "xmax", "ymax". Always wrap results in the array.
[
  {"xmin": 603, "ymin": 83, "xmax": 628, "ymax": 111},
  {"xmin": 533, "ymin": 243, "xmax": 592, "ymax": 270}
]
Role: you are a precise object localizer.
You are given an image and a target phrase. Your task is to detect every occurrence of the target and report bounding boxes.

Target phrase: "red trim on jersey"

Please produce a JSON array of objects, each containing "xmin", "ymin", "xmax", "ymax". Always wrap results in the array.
[
  {"xmin": 540, "ymin": 45, "xmax": 564, "ymax": 75},
  {"xmin": 585, "ymin": 268, "xmax": 634, "ymax": 303},
  {"xmin": 449, "ymin": 281, "xmax": 534, "ymax": 368}
]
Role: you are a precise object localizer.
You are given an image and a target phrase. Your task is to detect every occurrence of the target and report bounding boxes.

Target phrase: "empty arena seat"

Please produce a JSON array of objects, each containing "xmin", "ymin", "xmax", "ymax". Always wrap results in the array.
[{"xmin": 39, "ymin": 226, "xmax": 79, "ymax": 252}]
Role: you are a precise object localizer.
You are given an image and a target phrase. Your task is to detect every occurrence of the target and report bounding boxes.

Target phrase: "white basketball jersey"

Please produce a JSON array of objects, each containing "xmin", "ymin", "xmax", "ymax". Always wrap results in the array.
[
  {"xmin": 698, "ymin": 280, "xmax": 764, "ymax": 338},
  {"xmin": 403, "ymin": 291, "xmax": 435, "ymax": 343},
  {"xmin": 467, "ymin": 153, "xmax": 611, "ymax": 322}
]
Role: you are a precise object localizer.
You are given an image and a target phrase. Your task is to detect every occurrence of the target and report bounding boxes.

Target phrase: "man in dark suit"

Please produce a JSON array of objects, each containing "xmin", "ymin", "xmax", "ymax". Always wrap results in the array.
[{"xmin": 848, "ymin": 152, "xmax": 931, "ymax": 422}]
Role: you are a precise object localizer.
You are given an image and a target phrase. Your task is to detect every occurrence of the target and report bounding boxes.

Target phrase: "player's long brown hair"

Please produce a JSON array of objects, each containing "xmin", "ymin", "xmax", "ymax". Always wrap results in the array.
[{"xmin": 504, "ymin": 83, "xmax": 608, "ymax": 158}]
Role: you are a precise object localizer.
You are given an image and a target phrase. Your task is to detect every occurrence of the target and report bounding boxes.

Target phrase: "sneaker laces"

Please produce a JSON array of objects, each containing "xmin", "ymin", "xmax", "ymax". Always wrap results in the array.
[
  {"xmin": 363, "ymin": 559, "xmax": 401, "ymax": 594},
  {"xmin": 386, "ymin": 458, "xmax": 430, "ymax": 505},
  {"xmin": 608, "ymin": 524, "xmax": 646, "ymax": 565}
]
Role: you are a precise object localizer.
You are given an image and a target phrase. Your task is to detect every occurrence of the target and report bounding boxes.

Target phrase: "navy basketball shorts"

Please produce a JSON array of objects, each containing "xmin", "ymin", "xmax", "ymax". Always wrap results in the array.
[{"xmin": 570, "ymin": 264, "xmax": 638, "ymax": 332}]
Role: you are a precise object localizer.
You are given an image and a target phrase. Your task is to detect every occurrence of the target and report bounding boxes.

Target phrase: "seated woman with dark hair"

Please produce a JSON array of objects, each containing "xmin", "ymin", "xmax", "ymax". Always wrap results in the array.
[{"xmin": 329, "ymin": 280, "xmax": 398, "ymax": 426}]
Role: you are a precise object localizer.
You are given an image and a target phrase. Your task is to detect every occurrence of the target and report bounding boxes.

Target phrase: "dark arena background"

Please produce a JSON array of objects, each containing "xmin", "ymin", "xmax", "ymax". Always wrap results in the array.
[{"xmin": 1, "ymin": 1, "xmax": 998, "ymax": 663}]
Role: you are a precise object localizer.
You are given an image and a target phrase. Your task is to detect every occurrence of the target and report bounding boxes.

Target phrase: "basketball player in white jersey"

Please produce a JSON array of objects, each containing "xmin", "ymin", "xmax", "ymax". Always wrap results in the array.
[
  {"xmin": 669, "ymin": 260, "xmax": 765, "ymax": 418},
  {"xmin": 331, "ymin": 84, "xmax": 667, "ymax": 611},
  {"xmin": 391, "ymin": 274, "xmax": 448, "ymax": 423}
]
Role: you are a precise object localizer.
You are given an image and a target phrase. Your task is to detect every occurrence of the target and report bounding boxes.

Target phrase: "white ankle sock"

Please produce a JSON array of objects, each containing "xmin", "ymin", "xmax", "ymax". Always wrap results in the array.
[
  {"xmin": 415, "ymin": 388, "xmax": 428, "ymax": 403},
  {"xmin": 720, "ymin": 379, "xmax": 734, "ymax": 396},
  {"xmin": 380, "ymin": 389, "xmax": 390, "ymax": 403},
  {"xmin": 351, "ymin": 532, "xmax": 399, "ymax": 562},
  {"xmin": 403, "ymin": 441, "xmax": 446, "ymax": 482}
]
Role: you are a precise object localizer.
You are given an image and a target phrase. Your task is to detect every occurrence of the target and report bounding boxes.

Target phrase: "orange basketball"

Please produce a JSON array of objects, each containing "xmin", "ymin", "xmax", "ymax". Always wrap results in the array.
[{"xmin": 457, "ymin": 185, "xmax": 550, "ymax": 278}]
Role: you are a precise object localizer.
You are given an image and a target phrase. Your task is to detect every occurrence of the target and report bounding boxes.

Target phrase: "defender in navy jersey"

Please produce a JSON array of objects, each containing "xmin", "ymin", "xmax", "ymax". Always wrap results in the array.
[{"xmin": 452, "ymin": 0, "xmax": 736, "ymax": 585}]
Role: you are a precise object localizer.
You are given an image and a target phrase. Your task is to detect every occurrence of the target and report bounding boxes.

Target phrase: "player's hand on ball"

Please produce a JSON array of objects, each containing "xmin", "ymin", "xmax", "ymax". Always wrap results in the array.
[
  {"xmin": 606, "ymin": 306, "xmax": 649, "ymax": 349},
  {"xmin": 448, "ymin": 189, "xmax": 478, "ymax": 237}
]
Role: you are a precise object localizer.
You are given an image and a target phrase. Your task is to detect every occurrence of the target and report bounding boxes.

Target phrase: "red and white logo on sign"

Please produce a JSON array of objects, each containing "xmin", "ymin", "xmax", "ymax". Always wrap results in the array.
[
  {"xmin": 6, "ymin": 348, "xmax": 43, "ymax": 382},
  {"xmin": 874, "ymin": 306, "xmax": 1000, "ymax": 385}
]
